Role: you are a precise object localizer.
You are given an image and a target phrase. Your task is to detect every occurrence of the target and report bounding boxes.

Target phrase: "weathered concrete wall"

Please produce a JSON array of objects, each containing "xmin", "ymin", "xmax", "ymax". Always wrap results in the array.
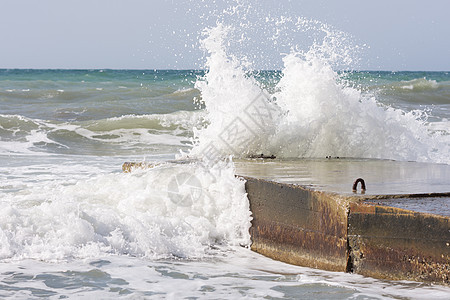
[
  {"xmin": 244, "ymin": 176, "xmax": 450, "ymax": 285},
  {"xmin": 348, "ymin": 202, "xmax": 449, "ymax": 284},
  {"xmin": 244, "ymin": 177, "xmax": 351, "ymax": 272}
]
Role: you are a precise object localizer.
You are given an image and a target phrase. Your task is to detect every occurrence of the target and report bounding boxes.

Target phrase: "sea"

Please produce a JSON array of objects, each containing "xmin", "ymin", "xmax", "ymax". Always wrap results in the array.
[{"xmin": 1, "ymin": 14, "xmax": 450, "ymax": 300}]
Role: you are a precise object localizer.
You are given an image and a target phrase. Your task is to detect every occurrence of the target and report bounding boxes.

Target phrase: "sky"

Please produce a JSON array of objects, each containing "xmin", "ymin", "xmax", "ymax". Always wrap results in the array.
[{"xmin": 0, "ymin": 0, "xmax": 449, "ymax": 70}]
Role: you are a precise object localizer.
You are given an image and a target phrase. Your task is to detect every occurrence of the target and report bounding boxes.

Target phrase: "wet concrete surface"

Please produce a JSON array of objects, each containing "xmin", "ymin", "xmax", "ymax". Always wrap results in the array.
[
  {"xmin": 363, "ymin": 196, "xmax": 450, "ymax": 216},
  {"xmin": 234, "ymin": 158, "xmax": 450, "ymax": 195}
]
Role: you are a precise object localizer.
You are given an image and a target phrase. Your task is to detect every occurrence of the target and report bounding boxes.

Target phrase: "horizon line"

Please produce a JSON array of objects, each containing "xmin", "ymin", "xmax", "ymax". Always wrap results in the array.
[{"xmin": 0, "ymin": 68, "xmax": 449, "ymax": 73}]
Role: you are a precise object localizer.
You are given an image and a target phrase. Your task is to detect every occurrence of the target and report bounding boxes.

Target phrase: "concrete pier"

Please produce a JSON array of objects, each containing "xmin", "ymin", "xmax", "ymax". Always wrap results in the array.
[
  {"xmin": 235, "ymin": 159, "xmax": 450, "ymax": 285},
  {"xmin": 243, "ymin": 175, "xmax": 449, "ymax": 284}
]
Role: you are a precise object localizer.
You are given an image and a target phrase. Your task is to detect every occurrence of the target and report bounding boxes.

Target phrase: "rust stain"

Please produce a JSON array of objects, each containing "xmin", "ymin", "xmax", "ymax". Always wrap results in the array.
[
  {"xmin": 348, "ymin": 202, "xmax": 450, "ymax": 285},
  {"xmin": 246, "ymin": 177, "xmax": 350, "ymax": 272},
  {"xmin": 348, "ymin": 237, "xmax": 449, "ymax": 283}
]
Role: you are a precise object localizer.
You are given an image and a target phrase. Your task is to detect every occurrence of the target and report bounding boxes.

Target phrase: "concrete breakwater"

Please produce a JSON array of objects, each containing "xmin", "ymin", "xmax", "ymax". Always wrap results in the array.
[
  {"xmin": 245, "ymin": 176, "xmax": 449, "ymax": 285},
  {"xmin": 123, "ymin": 159, "xmax": 450, "ymax": 285}
]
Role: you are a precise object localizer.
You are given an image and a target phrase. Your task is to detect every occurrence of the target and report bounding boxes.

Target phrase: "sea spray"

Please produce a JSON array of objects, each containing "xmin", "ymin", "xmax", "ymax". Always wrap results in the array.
[
  {"xmin": 270, "ymin": 50, "xmax": 435, "ymax": 161},
  {"xmin": 190, "ymin": 20, "xmax": 449, "ymax": 164},
  {"xmin": 190, "ymin": 24, "xmax": 280, "ymax": 159}
]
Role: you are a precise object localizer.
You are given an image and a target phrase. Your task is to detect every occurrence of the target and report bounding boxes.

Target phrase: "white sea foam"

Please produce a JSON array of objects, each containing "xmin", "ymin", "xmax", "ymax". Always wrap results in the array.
[
  {"xmin": 0, "ymin": 160, "xmax": 251, "ymax": 261},
  {"xmin": 2, "ymin": 247, "xmax": 449, "ymax": 299}
]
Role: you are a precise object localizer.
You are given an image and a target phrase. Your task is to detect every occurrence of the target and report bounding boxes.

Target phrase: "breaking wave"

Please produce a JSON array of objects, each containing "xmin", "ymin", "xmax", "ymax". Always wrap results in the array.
[{"xmin": 189, "ymin": 23, "xmax": 449, "ymax": 164}]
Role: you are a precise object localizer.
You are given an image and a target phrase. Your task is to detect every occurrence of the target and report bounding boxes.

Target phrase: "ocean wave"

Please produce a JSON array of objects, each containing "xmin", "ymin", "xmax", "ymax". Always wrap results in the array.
[
  {"xmin": 0, "ymin": 111, "xmax": 202, "ymax": 155},
  {"xmin": 365, "ymin": 78, "xmax": 450, "ymax": 105},
  {"xmin": 393, "ymin": 78, "xmax": 440, "ymax": 91},
  {"xmin": 0, "ymin": 80, "xmax": 201, "ymax": 122},
  {"xmin": 99, "ymin": 110, "xmax": 203, "ymax": 131},
  {"xmin": 171, "ymin": 87, "xmax": 199, "ymax": 96},
  {"xmin": 375, "ymin": 77, "xmax": 448, "ymax": 94}
]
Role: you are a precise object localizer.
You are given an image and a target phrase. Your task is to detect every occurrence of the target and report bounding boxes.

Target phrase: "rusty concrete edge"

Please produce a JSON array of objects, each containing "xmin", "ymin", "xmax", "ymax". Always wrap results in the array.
[
  {"xmin": 237, "ymin": 175, "xmax": 450, "ymax": 213},
  {"xmin": 122, "ymin": 160, "xmax": 194, "ymax": 172},
  {"xmin": 236, "ymin": 175, "xmax": 450, "ymax": 285},
  {"xmin": 238, "ymin": 174, "xmax": 450, "ymax": 202},
  {"xmin": 237, "ymin": 175, "xmax": 346, "ymax": 198},
  {"xmin": 350, "ymin": 192, "xmax": 450, "ymax": 200}
]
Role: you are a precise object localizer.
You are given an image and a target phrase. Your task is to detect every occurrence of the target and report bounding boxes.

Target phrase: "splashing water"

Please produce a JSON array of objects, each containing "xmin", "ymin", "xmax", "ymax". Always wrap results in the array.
[{"xmin": 190, "ymin": 18, "xmax": 449, "ymax": 164}]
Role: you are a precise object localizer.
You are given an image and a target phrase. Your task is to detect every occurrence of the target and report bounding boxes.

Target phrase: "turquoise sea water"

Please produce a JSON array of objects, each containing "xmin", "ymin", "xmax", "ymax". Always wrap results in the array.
[{"xmin": 0, "ymin": 68, "xmax": 449, "ymax": 299}]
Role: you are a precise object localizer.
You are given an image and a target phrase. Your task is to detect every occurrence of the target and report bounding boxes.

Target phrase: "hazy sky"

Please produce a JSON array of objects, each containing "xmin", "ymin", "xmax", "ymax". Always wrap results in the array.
[{"xmin": 1, "ymin": 0, "xmax": 449, "ymax": 70}]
